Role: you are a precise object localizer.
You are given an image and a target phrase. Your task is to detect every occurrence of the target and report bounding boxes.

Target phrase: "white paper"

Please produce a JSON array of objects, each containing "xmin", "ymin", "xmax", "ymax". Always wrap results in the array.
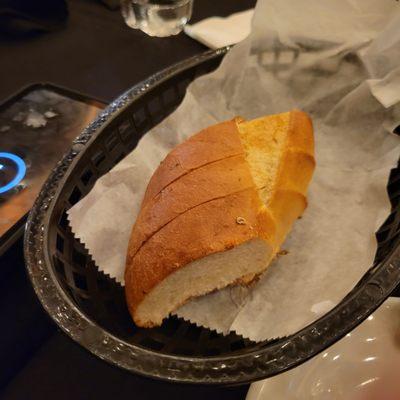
[
  {"xmin": 68, "ymin": 0, "xmax": 400, "ymax": 342},
  {"xmin": 184, "ymin": 9, "xmax": 254, "ymax": 49}
]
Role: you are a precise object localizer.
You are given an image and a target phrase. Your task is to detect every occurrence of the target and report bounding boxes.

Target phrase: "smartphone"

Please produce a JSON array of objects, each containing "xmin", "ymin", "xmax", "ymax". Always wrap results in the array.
[{"xmin": 0, "ymin": 84, "xmax": 106, "ymax": 255}]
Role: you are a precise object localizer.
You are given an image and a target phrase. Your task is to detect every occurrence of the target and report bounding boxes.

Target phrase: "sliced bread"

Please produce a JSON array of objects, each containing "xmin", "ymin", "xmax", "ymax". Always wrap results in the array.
[{"xmin": 125, "ymin": 110, "xmax": 315, "ymax": 327}]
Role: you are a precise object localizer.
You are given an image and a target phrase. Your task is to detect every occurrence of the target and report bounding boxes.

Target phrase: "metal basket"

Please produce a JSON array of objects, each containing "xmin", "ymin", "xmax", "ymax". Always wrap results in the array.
[{"xmin": 24, "ymin": 47, "xmax": 400, "ymax": 385}]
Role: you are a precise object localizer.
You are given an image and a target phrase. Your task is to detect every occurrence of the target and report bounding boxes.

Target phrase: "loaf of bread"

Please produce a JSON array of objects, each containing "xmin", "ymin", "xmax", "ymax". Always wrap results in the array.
[{"xmin": 125, "ymin": 110, "xmax": 315, "ymax": 327}]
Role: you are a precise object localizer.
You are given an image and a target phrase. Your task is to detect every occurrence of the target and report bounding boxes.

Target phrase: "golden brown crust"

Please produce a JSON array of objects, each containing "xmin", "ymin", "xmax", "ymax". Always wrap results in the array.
[
  {"xmin": 125, "ymin": 189, "xmax": 267, "ymax": 319},
  {"xmin": 269, "ymin": 110, "xmax": 314, "ymax": 199},
  {"xmin": 269, "ymin": 190, "xmax": 307, "ymax": 247},
  {"xmin": 142, "ymin": 119, "xmax": 244, "ymax": 203},
  {"xmin": 128, "ymin": 155, "xmax": 255, "ymax": 257},
  {"xmin": 266, "ymin": 110, "xmax": 315, "ymax": 249},
  {"xmin": 274, "ymin": 151, "xmax": 315, "ymax": 194},
  {"xmin": 286, "ymin": 109, "xmax": 314, "ymax": 156},
  {"xmin": 125, "ymin": 110, "xmax": 315, "ymax": 327}
]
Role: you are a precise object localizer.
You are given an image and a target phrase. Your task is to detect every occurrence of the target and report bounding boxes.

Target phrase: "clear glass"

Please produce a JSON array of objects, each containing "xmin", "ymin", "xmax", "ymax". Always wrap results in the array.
[{"xmin": 121, "ymin": 0, "xmax": 193, "ymax": 37}]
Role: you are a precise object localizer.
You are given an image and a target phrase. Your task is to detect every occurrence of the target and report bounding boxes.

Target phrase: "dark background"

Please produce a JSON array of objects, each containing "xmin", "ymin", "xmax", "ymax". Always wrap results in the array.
[
  {"xmin": 0, "ymin": 0, "xmax": 254, "ymax": 103},
  {"xmin": 0, "ymin": 0, "xmax": 255, "ymax": 399}
]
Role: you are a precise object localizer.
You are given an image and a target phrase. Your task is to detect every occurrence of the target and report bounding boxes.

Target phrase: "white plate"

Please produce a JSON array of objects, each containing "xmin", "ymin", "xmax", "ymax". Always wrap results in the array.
[{"xmin": 247, "ymin": 297, "xmax": 400, "ymax": 400}]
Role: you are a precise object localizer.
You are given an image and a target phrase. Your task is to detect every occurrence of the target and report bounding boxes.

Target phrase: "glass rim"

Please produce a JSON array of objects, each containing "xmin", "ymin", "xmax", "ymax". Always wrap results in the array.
[{"xmin": 127, "ymin": 0, "xmax": 192, "ymax": 8}]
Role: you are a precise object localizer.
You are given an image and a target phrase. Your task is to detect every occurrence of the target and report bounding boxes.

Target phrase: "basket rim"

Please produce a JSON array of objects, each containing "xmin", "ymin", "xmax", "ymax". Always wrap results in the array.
[{"xmin": 24, "ymin": 46, "xmax": 400, "ymax": 385}]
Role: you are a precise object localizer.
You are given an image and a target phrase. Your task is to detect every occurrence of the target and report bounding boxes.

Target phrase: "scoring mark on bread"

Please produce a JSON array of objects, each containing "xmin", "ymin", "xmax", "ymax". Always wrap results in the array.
[
  {"xmin": 131, "ymin": 188, "xmax": 255, "ymax": 260},
  {"xmin": 152, "ymin": 153, "xmax": 244, "ymax": 200}
]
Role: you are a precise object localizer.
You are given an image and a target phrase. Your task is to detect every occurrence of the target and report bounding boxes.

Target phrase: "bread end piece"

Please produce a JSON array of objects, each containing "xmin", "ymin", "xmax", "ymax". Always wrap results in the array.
[{"xmin": 131, "ymin": 238, "xmax": 272, "ymax": 327}]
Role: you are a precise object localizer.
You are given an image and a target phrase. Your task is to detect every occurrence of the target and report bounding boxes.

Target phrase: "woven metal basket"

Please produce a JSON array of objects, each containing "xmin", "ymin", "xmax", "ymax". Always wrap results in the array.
[{"xmin": 25, "ymin": 47, "xmax": 400, "ymax": 385}]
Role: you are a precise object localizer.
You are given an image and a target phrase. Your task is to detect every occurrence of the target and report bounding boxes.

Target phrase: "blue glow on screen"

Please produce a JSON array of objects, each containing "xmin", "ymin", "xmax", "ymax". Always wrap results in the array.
[{"xmin": 0, "ymin": 152, "xmax": 27, "ymax": 194}]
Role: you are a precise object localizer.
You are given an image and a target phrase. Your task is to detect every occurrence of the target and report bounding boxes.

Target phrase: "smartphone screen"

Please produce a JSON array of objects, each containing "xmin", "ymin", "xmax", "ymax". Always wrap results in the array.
[{"xmin": 0, "ymin": 85, "xmax": 105, "ymax": 251}]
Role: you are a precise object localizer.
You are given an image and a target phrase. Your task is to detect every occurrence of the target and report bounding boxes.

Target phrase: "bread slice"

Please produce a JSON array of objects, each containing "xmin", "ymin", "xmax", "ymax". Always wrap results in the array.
[{"xmin": 125, "ymin": 110, "xmax": 315, "ymax": 327}]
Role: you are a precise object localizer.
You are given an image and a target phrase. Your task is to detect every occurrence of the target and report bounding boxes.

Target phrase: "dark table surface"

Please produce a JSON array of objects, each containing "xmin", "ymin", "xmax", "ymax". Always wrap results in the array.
[{"xmin": 0, "ymin": 0, "xmax": 255, "ymax": 399}]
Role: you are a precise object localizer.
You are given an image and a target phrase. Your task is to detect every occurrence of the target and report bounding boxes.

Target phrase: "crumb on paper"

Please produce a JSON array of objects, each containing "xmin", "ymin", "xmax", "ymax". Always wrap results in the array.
[
  {"xmin": 278, "ymin": 249, "xmax": 289, "ymax": 256},
  {"xmin": 236, "ymin": 216, "xmax": 247, "ymax": 224},
  {"xmin": 44, "ymin": 110, "xmax": 58, "ymax": 119},
  {"xmin": 25, "ymin": 109, "xmax": 47, "ymax": 128},
  {"xmin": 0, "ymin": 125, "xmax": 10, "ymax": 132}
]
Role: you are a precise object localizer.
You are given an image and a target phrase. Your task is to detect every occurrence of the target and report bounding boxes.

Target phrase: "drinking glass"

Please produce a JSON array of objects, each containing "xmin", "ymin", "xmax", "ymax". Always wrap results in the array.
[{"xmin": 121, "ymin": 0, "xmax": 193, "ymax": 37}]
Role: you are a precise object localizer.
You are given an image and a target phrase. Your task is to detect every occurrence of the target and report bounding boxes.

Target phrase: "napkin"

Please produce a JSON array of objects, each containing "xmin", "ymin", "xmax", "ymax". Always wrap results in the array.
[{"xmin": 184, "ymin": 9, "xmax": 253, "ymax": 49}]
